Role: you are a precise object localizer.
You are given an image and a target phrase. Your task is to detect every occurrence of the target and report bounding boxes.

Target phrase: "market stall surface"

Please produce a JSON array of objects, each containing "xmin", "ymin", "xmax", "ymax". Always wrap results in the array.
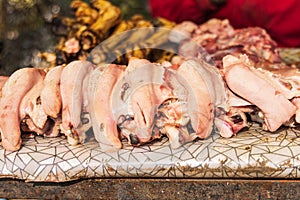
[
  {"xmin": 1, "ymin": 123, "xmax": 300, "ymax": 182},
  {"xmin": 2, "ymin": 123, "xmax": 300, "ymax": 199}
]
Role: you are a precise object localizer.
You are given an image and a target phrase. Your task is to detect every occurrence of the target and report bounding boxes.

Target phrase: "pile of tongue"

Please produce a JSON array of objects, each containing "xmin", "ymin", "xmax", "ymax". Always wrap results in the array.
[
  {"xmin": 170, "ymin": 18, "xmax": 300, "ymax": 135},
  {"xmin": 0, "ymin": 57, "xmax": 232, "ymax": 152},
  {"xmin": 0, "ymin": 61, "xmax": 95, "ymax": 151},
  {"xmin": 1, "ymin": 18, "xmax": 300, "ymax": 152}
]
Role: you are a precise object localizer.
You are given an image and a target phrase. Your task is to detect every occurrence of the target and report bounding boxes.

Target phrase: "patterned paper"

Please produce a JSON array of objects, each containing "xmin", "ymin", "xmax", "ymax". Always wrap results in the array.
[{"xmin": 1, "ymin": 123, "xmax": 300, "ymax": 182}]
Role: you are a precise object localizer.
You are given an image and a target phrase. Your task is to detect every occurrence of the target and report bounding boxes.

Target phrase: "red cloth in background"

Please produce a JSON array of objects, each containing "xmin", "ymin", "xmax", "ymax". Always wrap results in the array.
[{"xmin": 149, "ymin": 0, "xmax": 300, "ymax": 47}]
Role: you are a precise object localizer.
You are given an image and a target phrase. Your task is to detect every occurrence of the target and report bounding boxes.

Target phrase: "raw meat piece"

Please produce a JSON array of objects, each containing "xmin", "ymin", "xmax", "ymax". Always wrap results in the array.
[
  {"xmin": 88, "ymin": 64, "xmax": 125, "ymax": 150},
  {"xmin": 41, "ymin": 65, "xmax": 64, "ymax": 118},
  {"xmin": 112, "ymin": 58, "xmax": 174, "ymax": 145},
  {"xmin": 172, "ymin": 19, "xmax": 282, "ymax": 70},
  {"xmin": 19, "ymin": 72, "xmax": 47, "ymax": 131},
  {"xmin": 60, "ymin": 60, "xmax": 95, "ymax": 144},
  {"xmin": 223, "ymin": 55, "xmax": 296, "ymax": 131},
  {"xmin": 0, "ymin": 68, "xmax": 45, "ymax": 151}
]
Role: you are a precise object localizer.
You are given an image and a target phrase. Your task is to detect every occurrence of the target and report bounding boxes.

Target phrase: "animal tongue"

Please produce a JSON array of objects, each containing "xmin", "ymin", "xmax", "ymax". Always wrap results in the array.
[{"xmin": 112, "ymin": 60, "xmax": 174, "ymax": 145}]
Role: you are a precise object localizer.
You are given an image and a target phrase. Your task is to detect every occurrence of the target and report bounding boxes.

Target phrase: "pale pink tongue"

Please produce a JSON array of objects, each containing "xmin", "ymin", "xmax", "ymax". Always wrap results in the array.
[
  {"xmin": 223, "ymin": 55, "xmax": 296, "ymax": 132},
  {"xmin": 87, "ymin": 64, "xmax": 125, "ymax": 151},
  {"xmin": 111, "ymin": 62, "xmax": 174, "ymax": 144}
]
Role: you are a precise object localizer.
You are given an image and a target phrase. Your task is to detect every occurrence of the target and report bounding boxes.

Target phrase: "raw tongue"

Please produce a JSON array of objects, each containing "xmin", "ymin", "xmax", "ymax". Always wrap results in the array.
[
  {"xmin": 88, "ymin": 64, "xmax": 125, "ymax": 151},
  {"xmin": 112, "ymin": 58, "xmax": 174, "ymax": 146},
  {"xmin": 60, "ymin": 60, "xmax": 96, "ymax": 144},
  {"xmin": 110, "ymin": 58, "xmax": 229, "ymax": 148},
  {"xmin": 223, "ymin": 54, "xmax": 296, "ymax": 132},
  {"xmin": 0, "ymin": 68, "xmax": 46, "ymax": 151},
  {"xmin": 41, "ymin": 65, "xmax": 64, "ymax": 119}
]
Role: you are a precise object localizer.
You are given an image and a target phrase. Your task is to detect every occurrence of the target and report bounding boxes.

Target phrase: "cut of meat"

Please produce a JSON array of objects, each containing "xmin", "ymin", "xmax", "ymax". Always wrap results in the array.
[
  {"xmin": 223, "ymin": 55, "xmax": 296, "ymax": 132},
  {"xmin": 172, "ymin": 19, "xmax": 282, "ymax": 70},
  {"xmin": 60, "ymin": 60, "xmax": 96, "ymax": 144},
  {"xmin": 88, "ymin": 64, "xmax": 125, "ymax": 151},
  {"xmin": 0, "ymin": 68, "xmax": 46, "ymax": 151},
  {"xmin": 19, "ymin": 72, "xmax": 47, "ymax": 130},
  {"xmin": 176, "ymin": 59, "xmax": 220, "ymax": 139},
  {"xmin": 41, "ymin": 65, "xmax": 64, "ymax": 118},
  {"xmin": 112, "ymin": 58, "xmax": 174, "ymax": 146}
]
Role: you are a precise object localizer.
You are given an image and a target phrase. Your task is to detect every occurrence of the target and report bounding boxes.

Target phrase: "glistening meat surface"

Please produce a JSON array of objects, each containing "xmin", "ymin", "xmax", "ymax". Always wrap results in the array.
[
  {"xmin": 112, "ymin": 58, "xmax": 174, "ymax": 146},
  {"xmin": 1, "ymin": 49, "xmax": 299, "ymax": 152},
  {"xmin": 223, "ymin": 55, "xmax": 296, "ymax": 132},
  {"xmin": 60, "ymin": 60, "xmax": 95, "ymax": 144},
  {"xmin": 0, "ymin": 68, "xmax": 45, "ymax": 151},
  {"xmin": 41, "ymin": 65, "xmax": 64, "ymax": 119},
  {"xmin": 109, "ymin": 58, "xmax": 228, "ymax": 148},
  {"xmin": 88, "ymin": 64, "xmax": 125, "ymax": 151}
]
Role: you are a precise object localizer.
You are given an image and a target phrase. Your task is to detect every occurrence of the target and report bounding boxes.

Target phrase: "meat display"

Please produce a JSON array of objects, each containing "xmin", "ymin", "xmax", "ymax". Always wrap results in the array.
[
  {"xmin": 0, "ymin": 18, "xmax": 299, "ymax": 152},
  {"xmin": 170, "ymin": 18, "xmax": 300, "ymax": 135},
  {"xmin": 0, "ymin": 55, "xmax": 245, "ymax": 151}
]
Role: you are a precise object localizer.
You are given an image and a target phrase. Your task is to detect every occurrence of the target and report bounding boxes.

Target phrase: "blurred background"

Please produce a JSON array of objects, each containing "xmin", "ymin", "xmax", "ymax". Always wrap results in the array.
[{"xmin": 0, "ymin": 0, "xmax": 150, "ymax": 75}]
